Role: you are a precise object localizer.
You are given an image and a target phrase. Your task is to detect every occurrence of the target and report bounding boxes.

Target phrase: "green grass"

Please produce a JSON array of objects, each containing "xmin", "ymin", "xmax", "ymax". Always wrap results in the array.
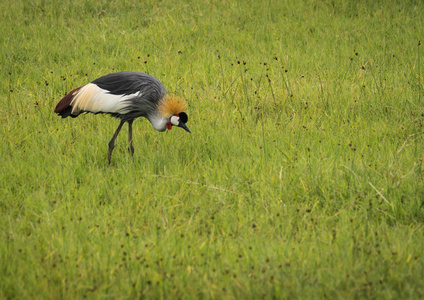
[{"xmin": 1, "ymin": 0, "xmax": 424, "ymax": 298}]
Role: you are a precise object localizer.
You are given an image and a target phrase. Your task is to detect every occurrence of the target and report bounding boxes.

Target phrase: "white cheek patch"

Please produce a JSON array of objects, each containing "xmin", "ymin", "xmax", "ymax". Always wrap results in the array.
[{"xmin": 170, "ymin": 116, "xmax": 180, "ymax": 126}]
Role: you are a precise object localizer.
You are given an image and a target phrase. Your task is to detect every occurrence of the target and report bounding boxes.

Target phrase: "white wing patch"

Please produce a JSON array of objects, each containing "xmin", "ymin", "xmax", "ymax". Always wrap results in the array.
[{"xmin": 71, "ymin": 83, "xmax": 141, "ymax": 115}]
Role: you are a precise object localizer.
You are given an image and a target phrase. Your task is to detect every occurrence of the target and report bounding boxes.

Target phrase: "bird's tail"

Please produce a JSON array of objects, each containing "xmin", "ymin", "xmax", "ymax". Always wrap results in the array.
[{"xmin": 54, "ymin": 86, "xmax": 83, "ymax": 118}]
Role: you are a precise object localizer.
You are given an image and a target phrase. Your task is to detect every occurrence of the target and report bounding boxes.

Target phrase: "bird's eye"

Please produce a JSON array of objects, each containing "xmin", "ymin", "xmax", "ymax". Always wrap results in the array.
[{"xmin": 179, "ymin": 112, "xmax": 188, "ymax": 123}]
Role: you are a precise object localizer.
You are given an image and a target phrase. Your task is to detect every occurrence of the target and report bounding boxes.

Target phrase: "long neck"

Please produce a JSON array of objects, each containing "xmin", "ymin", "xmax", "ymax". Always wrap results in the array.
[{"xmin": 147, "ymin": 113, "xmax": 168, "ymax": 132}]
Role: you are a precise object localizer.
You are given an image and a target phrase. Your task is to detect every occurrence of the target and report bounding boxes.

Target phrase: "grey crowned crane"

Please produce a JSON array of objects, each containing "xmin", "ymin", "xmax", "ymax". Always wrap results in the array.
[{"xmin": 54, "ymin": 71, "xmax": 191, "ymax": 164}]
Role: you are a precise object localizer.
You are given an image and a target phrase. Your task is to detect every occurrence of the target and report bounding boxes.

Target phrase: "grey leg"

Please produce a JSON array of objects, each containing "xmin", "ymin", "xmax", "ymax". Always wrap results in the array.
[
  {"xmin": 108, "ymin": 120, "xmax": 125, "ymax": 164},
  {"xmin": 128, "ymin": 120, "xmax": 134, "ymax": 156}
]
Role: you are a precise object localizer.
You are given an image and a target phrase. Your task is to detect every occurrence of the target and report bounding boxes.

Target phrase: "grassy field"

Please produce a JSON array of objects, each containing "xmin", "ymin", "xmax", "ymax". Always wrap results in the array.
[{"xmin": 1, "ymin": 0, "xmax": 424, "ymax": 298}]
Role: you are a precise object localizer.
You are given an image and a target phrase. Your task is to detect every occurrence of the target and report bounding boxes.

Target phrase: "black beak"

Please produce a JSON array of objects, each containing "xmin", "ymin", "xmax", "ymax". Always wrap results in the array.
[{"xmin": 178, "ymin": 122, "xmax": 191, "ymax": 133}]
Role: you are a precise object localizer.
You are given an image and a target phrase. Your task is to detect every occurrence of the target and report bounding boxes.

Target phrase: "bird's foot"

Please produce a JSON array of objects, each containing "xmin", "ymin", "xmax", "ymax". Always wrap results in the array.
[{"xmin": 128, "ymin": 143, "xmax": 134, "ymax": 156}]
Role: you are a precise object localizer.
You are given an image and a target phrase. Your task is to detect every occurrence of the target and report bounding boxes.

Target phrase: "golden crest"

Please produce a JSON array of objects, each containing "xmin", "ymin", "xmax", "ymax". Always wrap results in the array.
[{"xmin": 158, "ymin": 95, "xmax": 188, "ymax": 118}]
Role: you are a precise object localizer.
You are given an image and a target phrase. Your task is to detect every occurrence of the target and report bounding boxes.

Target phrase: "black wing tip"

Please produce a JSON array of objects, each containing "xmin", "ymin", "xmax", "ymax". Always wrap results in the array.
[{"xmin": 56, "ymin": 106, "xmax": 74, "ymax": 118}]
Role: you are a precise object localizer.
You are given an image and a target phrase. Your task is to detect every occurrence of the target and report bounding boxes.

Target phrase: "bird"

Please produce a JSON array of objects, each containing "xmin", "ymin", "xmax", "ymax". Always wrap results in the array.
[{"xmin": 54, "ymin": 71, "xmax": 191, "ymax": 164}]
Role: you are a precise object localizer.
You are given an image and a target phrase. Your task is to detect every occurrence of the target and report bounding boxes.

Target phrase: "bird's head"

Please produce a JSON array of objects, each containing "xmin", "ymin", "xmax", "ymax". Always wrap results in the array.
[
  {"xmin": 159, "ymin": 95, "xmax": 191, "ymax": 133},
  {"xmin": 167, "ymin": 112, "xmax": 191, "ymax": 133}
]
